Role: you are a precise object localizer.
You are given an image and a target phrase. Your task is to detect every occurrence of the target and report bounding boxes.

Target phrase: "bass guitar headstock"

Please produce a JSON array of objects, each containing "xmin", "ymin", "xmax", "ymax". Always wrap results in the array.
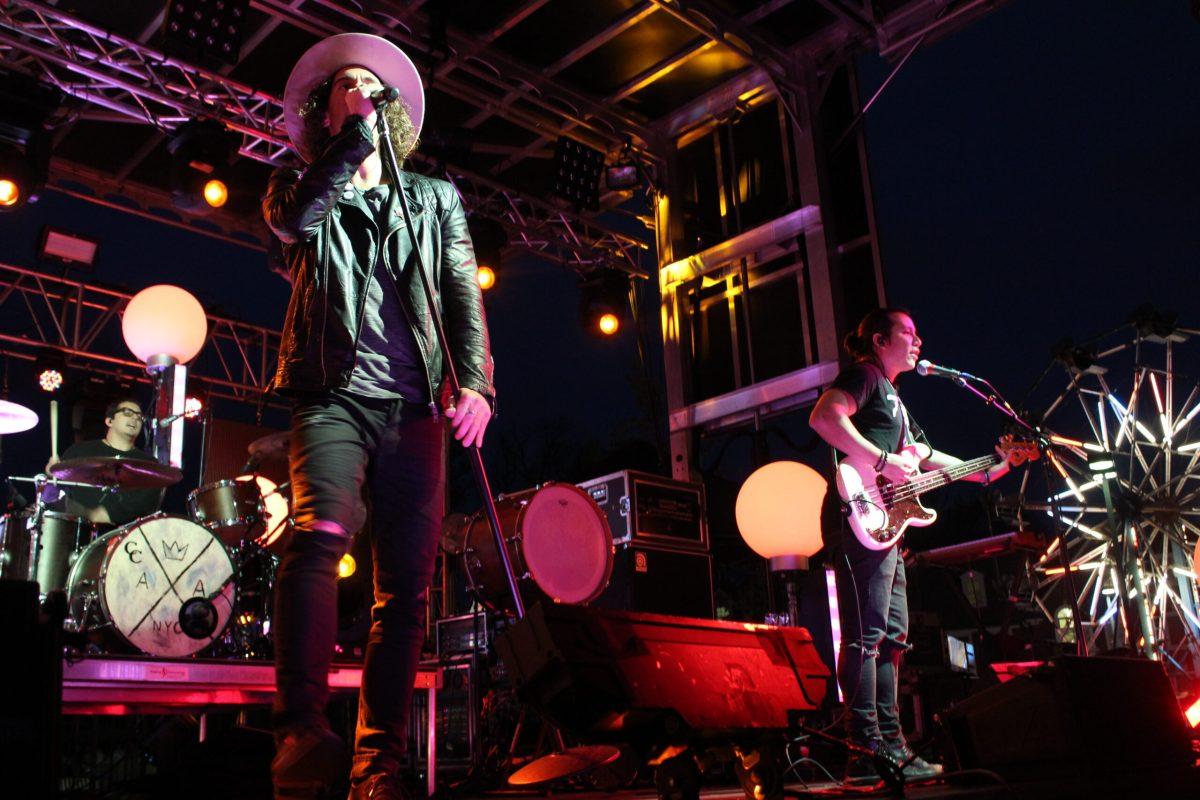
[{"xmin": 998, "ymin": 435, "xmax": 1039, "ymax": 466}]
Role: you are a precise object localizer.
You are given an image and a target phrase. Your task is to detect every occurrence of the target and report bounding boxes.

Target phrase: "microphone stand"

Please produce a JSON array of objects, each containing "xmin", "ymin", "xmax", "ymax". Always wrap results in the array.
[
  {"xmin": 375, "ymin": 106, "xmax": 526, "ymax": 619},
  {"xmin": 942, "ymin": 373, "xmax": 1088, "ymax": 656}
]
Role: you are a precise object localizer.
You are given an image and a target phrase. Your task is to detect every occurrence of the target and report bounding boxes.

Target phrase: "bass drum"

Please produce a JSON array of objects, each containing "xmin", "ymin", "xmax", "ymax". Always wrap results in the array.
[
  {"xmin": 461, "ymin": 482, "xmax": 613, "ymax": 614},
  {"xmin": 66, "ymin": 514, "xmax": 235, "ymax": 657}
]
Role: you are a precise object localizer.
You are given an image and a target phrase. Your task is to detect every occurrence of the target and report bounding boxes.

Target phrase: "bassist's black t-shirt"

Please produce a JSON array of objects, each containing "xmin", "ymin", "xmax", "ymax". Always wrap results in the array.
[{"xmin": 819, "ymin": 361, "xmax": 928, "ymax": 550}]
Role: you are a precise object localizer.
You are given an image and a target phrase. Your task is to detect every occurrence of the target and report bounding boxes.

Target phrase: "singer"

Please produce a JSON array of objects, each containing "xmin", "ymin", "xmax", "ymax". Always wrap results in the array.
[
  {"xmin": 808, "ymin": 309, "xmax": 1013, "ymax": 785},
  {"xmin": 266, "ymin": 33, "xmax": 495, "ymax": 799}
]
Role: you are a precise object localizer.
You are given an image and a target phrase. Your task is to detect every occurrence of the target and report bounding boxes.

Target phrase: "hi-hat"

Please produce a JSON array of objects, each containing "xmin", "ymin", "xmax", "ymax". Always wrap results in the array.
[
  {"xmin": 51, "ymin": 456, "xmax": 182, "ymax": 489},
  {"xmin": 0, "ymin": 400, "xmax": 38, "ymax": 434}
]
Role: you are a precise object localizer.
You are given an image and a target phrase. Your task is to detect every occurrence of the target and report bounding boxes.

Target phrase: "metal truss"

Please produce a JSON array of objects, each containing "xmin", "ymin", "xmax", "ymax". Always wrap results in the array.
[
  {"xmin": 0, "ymin": 262, "xmax": 281, "ymax": 406},
  {"xmin": 0, "ymin": 0, "xmax": 648, "ymax": 271}
]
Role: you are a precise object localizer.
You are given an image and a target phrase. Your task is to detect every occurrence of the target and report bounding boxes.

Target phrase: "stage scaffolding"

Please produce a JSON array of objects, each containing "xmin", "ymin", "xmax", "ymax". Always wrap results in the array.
[
  {"xmin": 0, "ymin": 261, "xmax": 281, "ymax": 405},
  {"xmin": 0, "ymin": 0, "xmax": 1012, "ymax": 470}
]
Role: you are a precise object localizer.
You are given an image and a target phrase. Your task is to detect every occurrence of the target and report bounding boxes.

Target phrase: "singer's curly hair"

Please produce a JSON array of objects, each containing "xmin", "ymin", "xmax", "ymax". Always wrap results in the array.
[
  {"xmin": 843, "ymin": 307, "xmax": 912, "ymax": 363},
  {"xmin": 298, "ymin": 74, "xmax": 419, "ymax": 162}
]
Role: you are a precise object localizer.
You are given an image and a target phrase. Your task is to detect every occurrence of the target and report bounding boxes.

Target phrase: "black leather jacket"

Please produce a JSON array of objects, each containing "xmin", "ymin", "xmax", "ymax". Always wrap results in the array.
[{"xmin": 263, "ymin": 117, "xmax": 495, "ymax": 407}]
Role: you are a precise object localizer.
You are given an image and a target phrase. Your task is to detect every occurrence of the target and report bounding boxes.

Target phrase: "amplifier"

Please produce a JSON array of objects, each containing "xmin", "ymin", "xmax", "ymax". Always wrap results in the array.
[
  {"xmin": 593, "ymin": 544, "xmax": 715, "ymax": 619},
  {"xmin": 407, "ymin": 659, "xmax": 476, "ymax": 769},
  {"xmin": 577, "ymin": 470, "xmax": 708, "ymax": 551},
  {"xmin": 435, "ymin": 612, "xmax": 508, "ymax": 658}
]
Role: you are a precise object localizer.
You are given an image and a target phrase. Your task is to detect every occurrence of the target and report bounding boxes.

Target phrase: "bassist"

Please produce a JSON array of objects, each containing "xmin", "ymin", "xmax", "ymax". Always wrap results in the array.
[{"xmin": 809, "ymin": 308, "xmax": 1013, "ymax": 784}]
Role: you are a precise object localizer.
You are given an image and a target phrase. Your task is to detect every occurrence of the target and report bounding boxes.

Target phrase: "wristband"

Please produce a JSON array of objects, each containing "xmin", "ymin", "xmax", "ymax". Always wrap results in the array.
[{"xmin": 874, "ymin": 450, "xmax": 889, "ymax": 473}]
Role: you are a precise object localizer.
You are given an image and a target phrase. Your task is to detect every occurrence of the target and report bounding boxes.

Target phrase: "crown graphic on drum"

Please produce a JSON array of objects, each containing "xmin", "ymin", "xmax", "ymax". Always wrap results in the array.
[{"xmin": 161, "ymin": 540, "xmax": 189, "ymax": 561}]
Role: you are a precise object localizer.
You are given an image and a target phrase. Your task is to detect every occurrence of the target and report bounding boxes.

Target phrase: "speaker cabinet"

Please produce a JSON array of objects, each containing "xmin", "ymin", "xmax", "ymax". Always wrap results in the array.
[
  {"xmin": 943, "ymin": 656, "xmax": 1194, "ymax": 781},
  {"xmin": 593, "ymin": 545, "xmax": 715, "ymax": 619}
]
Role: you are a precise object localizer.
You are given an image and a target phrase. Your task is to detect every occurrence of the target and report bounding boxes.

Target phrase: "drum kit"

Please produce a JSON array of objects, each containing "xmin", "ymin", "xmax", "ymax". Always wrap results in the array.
[
  {"xmin": 1, "ymin": 403, "xmax": 293, "ymax": 659},
  {"xmin": 4, "ymin": 396, "xmax": 621, "ymax": 662}
]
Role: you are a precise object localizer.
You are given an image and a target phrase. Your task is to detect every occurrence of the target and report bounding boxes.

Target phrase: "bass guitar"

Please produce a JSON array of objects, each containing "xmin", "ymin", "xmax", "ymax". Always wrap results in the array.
[{"xmin": 837, "ymin": 436, "xmax": 1038, "ymax": 551}]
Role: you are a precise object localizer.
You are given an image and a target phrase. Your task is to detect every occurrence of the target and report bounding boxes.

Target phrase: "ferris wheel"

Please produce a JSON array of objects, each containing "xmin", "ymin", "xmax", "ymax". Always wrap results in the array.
[{"xmin": 1015, "ymin": 308, "xmax": 1200, "ymax": 677}]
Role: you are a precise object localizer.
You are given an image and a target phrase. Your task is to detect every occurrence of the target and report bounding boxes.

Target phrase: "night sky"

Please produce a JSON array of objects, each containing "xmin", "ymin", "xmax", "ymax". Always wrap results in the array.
[
  {"xmin": 857, "ymin": 0, "xmax": 1200, "ymax": 462},
  {"xmin": 1, "ymin": 0, "xmax": 1197, "ymax": 556}
]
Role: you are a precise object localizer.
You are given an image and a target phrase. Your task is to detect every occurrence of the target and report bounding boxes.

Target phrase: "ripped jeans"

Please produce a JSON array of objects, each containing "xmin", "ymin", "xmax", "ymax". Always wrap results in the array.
[{"xmin": 833, "ymin": 538, "xmax": 910, "ymax": 744}]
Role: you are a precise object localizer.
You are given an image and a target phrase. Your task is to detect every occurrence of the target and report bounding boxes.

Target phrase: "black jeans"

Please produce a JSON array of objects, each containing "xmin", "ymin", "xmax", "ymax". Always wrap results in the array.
[
  {"xmin": 273, "ymin": 390, "xmax": 445, "ymax": 782},
  {"xmin": 833, "ymin": 535, "xmax": 910, "ymax": 745}
]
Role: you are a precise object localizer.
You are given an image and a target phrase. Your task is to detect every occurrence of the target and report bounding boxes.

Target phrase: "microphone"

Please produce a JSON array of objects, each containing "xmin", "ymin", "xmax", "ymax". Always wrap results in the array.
[
  {"xmin": 155, "ymin": 411, "xmax": 187, "ymax": 428},
  {"xmin": 370, "ymin": 86, "xmax": 401, "ymax": 104},
  {"xmin": 916, "ymin": 359, "xmax": 977, "ymax": 381}
]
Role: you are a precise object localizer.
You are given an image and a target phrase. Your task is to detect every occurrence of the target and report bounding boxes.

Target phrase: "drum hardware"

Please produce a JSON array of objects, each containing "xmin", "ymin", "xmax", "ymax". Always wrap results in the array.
[{"xmin": 4, "ymin": 475, "xmax": 99, "ymax": 595}]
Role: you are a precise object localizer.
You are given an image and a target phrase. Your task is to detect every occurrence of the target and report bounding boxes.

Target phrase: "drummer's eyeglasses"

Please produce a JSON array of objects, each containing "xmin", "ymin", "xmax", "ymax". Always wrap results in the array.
[{"xmin": 114, "ymin": 408, "xmax": 146, "ymax": 421}]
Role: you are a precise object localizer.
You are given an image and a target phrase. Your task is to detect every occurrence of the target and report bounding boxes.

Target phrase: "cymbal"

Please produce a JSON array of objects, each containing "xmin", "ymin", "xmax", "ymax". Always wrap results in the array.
[
  {"xmin": 0, "ymin": 399, "xmax": 38, "ymax": 434},
  {"xmin": 507, "ymin": 745, "xmax": 622, "ymax": 786},
  {"xmin": 248, "ymin": 430, "xmax": 289, "ymax": 461},
  {"xmin": 50, "ymin": 456, "xmax": 182, "ymax": 489}
]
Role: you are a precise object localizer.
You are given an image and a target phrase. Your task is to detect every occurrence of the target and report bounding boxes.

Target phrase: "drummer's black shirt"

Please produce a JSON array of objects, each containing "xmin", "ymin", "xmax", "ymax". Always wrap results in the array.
[{"xmin": 58, "ymin": 440, "xmax": 163, "ymax": 526}]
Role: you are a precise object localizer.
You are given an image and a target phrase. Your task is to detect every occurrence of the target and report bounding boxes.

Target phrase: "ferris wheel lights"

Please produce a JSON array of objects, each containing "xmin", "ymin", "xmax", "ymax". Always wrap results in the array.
[
  {"xmin": 1178, "ymin": 442, "xmax": 1200, "ymax": 452},
  {"xmin": 1082, "ymin": 442, "xmax": 1106, "ymax": 452},
  {"xmin": 1174, "ymin": 402, "xmax": 1200, "ymax": 434},
  {"xmin": 1049, "ymin": 434, "xmax": 1084, "ymax": 447}
]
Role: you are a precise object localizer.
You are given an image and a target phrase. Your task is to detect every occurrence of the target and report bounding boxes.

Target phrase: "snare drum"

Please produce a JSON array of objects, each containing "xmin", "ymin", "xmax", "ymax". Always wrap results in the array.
[
  {"xmin": 188, "ymin": 478, "xmax": 263, "ymax": 544},
  {"xmin": 461, "ymin": 482, "xmax": 613, "ymax": 613},
  {"xmin": 65, "ymin": 514, "xmax": 235, "ymax": 657},
  {"xmin": 0, "ymin": 510, "xmax": 95, "ymax": 594}
]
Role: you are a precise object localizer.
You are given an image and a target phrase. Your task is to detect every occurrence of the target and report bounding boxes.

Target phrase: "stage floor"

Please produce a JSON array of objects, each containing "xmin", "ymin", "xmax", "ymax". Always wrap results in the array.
[{"xmin": 53, "ymin": 655, "xmax": 1200, "ymax": 800}]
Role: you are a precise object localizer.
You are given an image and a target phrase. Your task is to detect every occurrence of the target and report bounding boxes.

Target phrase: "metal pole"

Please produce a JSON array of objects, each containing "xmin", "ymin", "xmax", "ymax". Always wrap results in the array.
[{"xmin": 376, "ymin": 108, "xmax": 525, "ymax": 619}]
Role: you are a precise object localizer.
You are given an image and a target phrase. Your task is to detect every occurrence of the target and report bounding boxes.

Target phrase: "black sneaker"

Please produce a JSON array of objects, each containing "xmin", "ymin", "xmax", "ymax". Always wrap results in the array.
[
  {"xmin": 843, "ymin": 739, "xmax": 885, "ymax": 786},
  {"xmin": 272, "ymin": 727, "xmax": 347, "ymax": 797},
  {"xmin": 882, "ymin": 739, "xmax": 943, "ymax": 782},
  {"xmin": 348, "ymin": 773, "xmax": 408, "ymax": 800}
]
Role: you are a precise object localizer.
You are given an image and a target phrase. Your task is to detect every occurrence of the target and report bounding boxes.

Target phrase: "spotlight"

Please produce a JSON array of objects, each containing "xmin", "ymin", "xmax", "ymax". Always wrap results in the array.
[
  {"xmin": 0, "ymin": 176, "xmax": 20, "ymax": 207},
  {"xmin": 604, "ymin": 140, "xmax": 642, "ymax": 191},
  {"xmin": 579, "ymin": 269, "xmax": 630, "ymax": 338},
  {"xmin": 38, "ymin": 368, "xmax": 63, "ymax": 393},
  {"xmin": 338, "ymin": 553, "xmax": 357, "ymax": 579},
  {"xmin": 0, "ymin": 75, "xmax": 57, "ymax": 212},
  {"xmin": 163, "ymin": 0, "xmax": 250, "ymax": 66},
  {"xmin": 0, "ymin": 143, "xmax": 43, "ymax": 212},
  {"xmin": 1188, "ymin": 695, "xmax": 1200, "ymax": 728},
  {"xmin": 553, "ymin": 137, "xmax": 604, "ymax": 211},
  {"xmin": 34, "ymin": 354, "xmax": 67, "ymax": 393},
  {"xmin": 477, "ymin": 265, "xmax": 496, "ymax": 291},
  {"xmin": 184, "ymin": 395, "xmax": 204, "ymax": 418},
  {"xmin": 597, "ymin": 312, "xmax": 620, "ymax": 336},
  {"xmin": 203, "ymin": 178, "xmax": 228, "ymax": 208},
  {"xmin": 168, "ymin": 120, "xmax": 234, "ymax": 215},
  {"xmin": 38, "ymin": 227, "xmax": 100, "ymax": 269},
  {"xmin": 468, "ymin": 215, "xmax": 507, "ymax": 293}
]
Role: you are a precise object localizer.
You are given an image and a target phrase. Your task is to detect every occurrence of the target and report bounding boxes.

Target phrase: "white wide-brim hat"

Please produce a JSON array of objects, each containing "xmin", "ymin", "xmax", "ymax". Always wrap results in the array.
[{"xmin": 283, "ymin": 32, "xmax": 425, "ymax": 163}]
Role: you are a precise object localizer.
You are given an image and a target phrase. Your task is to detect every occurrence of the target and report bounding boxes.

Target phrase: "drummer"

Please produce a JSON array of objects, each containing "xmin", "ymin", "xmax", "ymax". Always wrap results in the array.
[{"xmin": 45, "ymin": 398, "xmax": 163, "ymax": 526}]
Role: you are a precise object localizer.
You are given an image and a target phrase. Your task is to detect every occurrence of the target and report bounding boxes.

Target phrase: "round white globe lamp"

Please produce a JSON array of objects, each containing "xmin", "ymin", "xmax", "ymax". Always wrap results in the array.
[
  {"xmin": 122, "ymin": 285, "xmax": 208, "ymax": 372},
  {"xmin": 736, "ymin": 460, "xmax": 827, "ymax": 572}
]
